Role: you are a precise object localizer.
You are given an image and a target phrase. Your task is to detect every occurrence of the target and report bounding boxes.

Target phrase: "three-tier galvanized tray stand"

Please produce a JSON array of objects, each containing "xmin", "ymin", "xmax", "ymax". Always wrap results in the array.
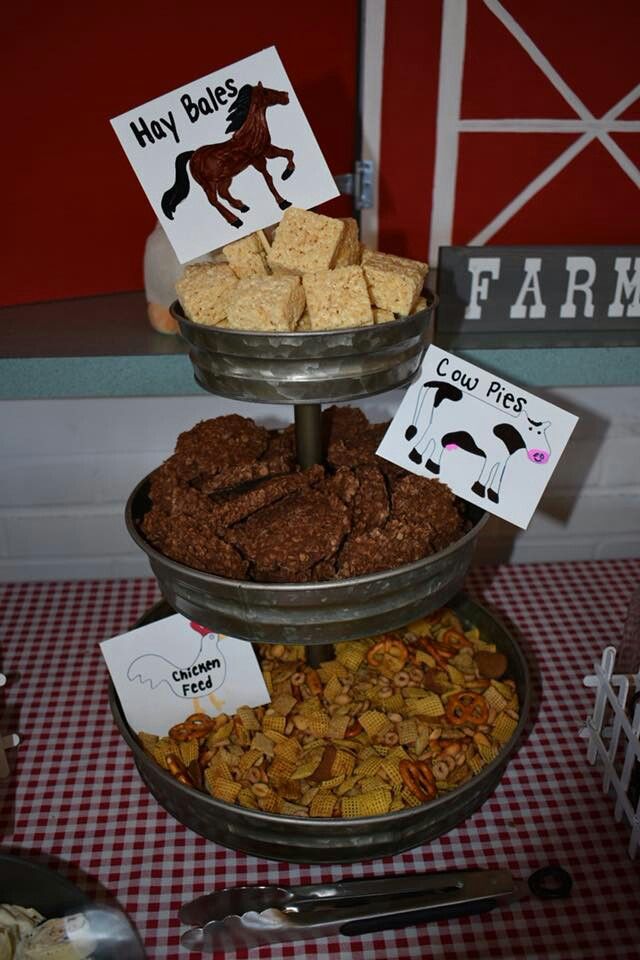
[{"xmin": 118, "ymin": 294, "xmax": 530, "ymax": 861}]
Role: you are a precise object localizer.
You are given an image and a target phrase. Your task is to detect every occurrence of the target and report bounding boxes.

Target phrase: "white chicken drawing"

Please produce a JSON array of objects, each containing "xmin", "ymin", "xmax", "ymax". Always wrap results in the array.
[{"xmin": 127, "ymin": 621, "xmax": 227, "ymax": 713}]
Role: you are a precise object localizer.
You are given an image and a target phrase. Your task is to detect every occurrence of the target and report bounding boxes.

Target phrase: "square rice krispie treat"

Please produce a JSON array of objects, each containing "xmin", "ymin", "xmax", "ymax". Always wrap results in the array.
[
  {"xmin": 361, "ymin": 249, "xmax": 429, "ymax": 315},
  {"xmin": 303, "ymin": 265, "xmax": 373, "ymax": 330},
  {"xmin": 333, "ymin": 218, "xmax": 361, "ymax": 267},
  {"xmin": 223, "ymin": 233, "xmax": 270, "ymax": 279},
  {"xmin": 175, "ymin": 262, "xmax": 239, "ymax": 326},
  {"xmin": 226, "ymin": 276, "xmax": 305, "ymax": 331},
  {"xmin": 268, "ymin": 207, "xmax": 344, "ymax": 275}
]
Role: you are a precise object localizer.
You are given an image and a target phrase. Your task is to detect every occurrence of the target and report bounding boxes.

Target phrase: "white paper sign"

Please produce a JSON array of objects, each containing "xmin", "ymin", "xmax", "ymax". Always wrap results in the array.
[
  {"xmin": 100, "ymin": 615, "xmax": 270, "ymax": 736},
  {"xmin": 377, "ymin": 346, "xmax": 578, "ymax": 529},
  {"xmin": 110, "ymin": 46, "xmax": 340, "ymax": 262}
]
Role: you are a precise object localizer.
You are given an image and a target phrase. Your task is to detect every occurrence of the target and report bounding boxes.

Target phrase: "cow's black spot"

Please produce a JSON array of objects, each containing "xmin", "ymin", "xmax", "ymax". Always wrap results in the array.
[
  {"xmin": 405, "ymin": 425, "xmax": 418, "ymax": 441},
  {"xmin": 494, "ymin": 423, "xmax": 526, "ymax": 455},
  {"xmin": 472, "ymin": 481, "xmax": 485, "ymax": 498},
  {"xmin": 409, "ymin": 448, "xmax": 422, "ymax": 464},
  {"xmin": 487, "ymin": 489, "xmax": 499, "ymax": 503},
  {"xmin": 441, "ymin": 431, "xmax": 485, "ymax": 459},
  {"xmin": 423, "ymin": 380, "xmax": 463, "ymax": 408},
  {"xmin": 426, "ymin": 459, "xmax": 440, "ymax": 475}
]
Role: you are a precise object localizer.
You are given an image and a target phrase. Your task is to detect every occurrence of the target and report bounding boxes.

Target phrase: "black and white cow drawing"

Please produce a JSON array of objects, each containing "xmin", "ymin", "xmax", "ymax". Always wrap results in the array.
[{"xmin": 404, "ymin": 380, "xmax": 552, "ymax": 503}]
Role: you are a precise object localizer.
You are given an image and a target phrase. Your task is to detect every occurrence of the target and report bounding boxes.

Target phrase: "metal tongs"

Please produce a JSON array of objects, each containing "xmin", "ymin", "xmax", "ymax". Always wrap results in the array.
[{"xmin": 180, "ymin": 868, "xmax": 523, "ymax": 951}]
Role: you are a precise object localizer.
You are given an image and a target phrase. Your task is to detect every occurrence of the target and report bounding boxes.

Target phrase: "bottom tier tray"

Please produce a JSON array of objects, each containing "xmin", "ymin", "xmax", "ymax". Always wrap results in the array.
[
  {"xmin": 126, "ymin": 477, "xmax": 488, "ymax": 645},
  {"xmin": 110, "ymin": 594, "xmax": 530, "ymax": 864}
]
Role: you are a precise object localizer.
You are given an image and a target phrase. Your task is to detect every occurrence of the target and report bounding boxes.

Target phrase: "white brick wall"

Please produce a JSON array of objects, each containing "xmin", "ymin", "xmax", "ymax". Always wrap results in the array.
[{"xmin": 1, "ymin": 387, "xmax": 638, "ymax": 581}]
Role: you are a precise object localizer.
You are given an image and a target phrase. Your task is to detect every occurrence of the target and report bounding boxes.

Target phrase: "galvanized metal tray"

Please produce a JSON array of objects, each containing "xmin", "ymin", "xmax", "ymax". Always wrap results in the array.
[
  {"xmin": 171, "ymin": 293, "xmax": 435, "ymax": 404},
  {"xmin": 126, "ymin": 475, "xmax": 487, "ymax": 645},
  {"xmin": 110, "ymin": 593, "xmax": 530, "ymax": 863}
]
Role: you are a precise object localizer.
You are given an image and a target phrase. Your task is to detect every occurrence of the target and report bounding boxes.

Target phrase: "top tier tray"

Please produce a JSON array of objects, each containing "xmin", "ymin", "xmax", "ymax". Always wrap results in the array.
[{"xmin": 171, "ymin": 293, "xmax": 435, "ymax": 405}]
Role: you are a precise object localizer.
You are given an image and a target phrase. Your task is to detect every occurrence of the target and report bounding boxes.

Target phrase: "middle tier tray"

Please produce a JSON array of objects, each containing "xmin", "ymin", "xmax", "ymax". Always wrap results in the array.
[
  {"xmin": 127, "ymin": 476, "xmax": 487, "ymax": 645},
  {"xmin": 171, "ymin": 293, "xmax": 435, "ymax": 404}
]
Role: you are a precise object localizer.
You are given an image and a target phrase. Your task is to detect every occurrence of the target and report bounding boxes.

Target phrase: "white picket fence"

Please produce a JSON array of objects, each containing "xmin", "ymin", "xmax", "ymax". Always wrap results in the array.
[{"xmin": 582, "ymin": 646, "xmax": 640, "ymax": 859}]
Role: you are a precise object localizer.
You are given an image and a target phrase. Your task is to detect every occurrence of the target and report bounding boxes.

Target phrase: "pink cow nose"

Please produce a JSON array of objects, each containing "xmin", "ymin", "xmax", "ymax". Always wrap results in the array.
[{"xmin": 527, "ymin": 449, "xmax": 549, "ymax": 464}]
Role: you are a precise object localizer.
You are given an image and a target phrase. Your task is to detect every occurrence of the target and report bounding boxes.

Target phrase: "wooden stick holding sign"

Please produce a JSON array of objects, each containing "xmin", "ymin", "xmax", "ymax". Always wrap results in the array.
[{"xmin": 0, "ymin": 673, "xmax": 20, "ymax": 780}]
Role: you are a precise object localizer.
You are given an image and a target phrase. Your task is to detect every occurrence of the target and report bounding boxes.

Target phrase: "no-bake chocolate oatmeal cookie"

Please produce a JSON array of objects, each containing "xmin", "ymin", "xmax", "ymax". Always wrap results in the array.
[{"xmin": 140, "ymin": 408, "xmax": 470, "ymax": 582}]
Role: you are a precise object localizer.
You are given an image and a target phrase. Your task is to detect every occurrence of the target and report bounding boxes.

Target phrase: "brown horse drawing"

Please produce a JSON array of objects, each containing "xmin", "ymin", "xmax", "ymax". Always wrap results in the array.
[{"xmin": 161, "ymin": 82, "xmax": 294, "ymax": 227}]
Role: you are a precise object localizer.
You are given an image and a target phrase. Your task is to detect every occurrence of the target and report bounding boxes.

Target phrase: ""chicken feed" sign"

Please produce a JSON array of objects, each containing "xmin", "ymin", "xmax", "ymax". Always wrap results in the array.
[{"xmin": 100, "ymin": 615, "xmax": 270, "ymax": 736}]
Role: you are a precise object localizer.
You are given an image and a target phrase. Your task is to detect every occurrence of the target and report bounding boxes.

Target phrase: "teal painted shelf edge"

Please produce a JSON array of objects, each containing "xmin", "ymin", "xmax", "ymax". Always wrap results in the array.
[{"xmin": 1, "ymin": 347, "xmax": 639, "ymax": 399}]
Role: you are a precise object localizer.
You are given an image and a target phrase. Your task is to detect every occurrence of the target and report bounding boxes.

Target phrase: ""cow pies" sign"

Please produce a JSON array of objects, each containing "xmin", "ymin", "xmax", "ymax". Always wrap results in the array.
[
  {"xmin": 377, "ymin": 346, "xmax": 578, "ymax": 529},
  {"xmin": 100, "ymin": 615, "xmax": 270, "ymax": 736},
  {"xmin": 437, "ymin": 246, "xmax": 640, "ymax": 348},
  {"xmin": 110, "ymin": 46, "xmax": 339, "ymax": 263}
]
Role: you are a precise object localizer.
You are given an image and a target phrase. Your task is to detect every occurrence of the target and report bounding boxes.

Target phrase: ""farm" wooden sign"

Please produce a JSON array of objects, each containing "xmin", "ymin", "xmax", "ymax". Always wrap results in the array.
[{"xmin": 437, "ymin": 246, "xmax": 640, "ymax": 348}]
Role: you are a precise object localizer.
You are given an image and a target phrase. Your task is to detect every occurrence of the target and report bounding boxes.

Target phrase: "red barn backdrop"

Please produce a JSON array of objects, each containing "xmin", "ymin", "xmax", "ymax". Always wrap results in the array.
[
  {"xmin": 3, "ymin": 0, "xmax": 639, "ymax": 306},
  {"xmin": 378, "ymin": 0, "xmax": 640, "ymax": 263}
]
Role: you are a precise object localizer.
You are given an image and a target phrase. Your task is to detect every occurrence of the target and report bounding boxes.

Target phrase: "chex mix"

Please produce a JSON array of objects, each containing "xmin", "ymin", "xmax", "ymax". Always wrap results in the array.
[{"xmin": 137, "ymin": 606, "xmax": 519, "ymax": 818}]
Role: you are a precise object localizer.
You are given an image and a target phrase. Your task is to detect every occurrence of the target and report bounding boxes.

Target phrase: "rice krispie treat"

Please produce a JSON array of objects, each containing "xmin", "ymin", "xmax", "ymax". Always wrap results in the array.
[
  {"xmin": 175, "ymin": 262, "xmax": 239, "ymax": 326},
  {"xmin": 333, "ymin": 217, "xmax": 361, "ymax": 267},
  {"xmin": 226, "ymin": 275, "xmax": 305, "ymax": 331},
  {"xmin": 267, "ymin": 207, "xmax": 344, "ymax": 275},
  {"xmin": 362, "ymin": 249, "xmax": 429, "ymax": 315},
  {"xmin": 303, "ymin": 265, "xmax": 373, "ymax": 330},
  {"xmin": 223, "ymin": 233, "xmax": 270, "ymax": 279}
]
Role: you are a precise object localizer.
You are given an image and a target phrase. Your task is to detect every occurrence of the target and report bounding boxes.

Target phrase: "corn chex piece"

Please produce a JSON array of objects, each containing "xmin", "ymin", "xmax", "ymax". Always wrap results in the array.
[
  {"xmin": 358, "ymin": 710, "xmax": 392, "ymax": 738},
  {"xmin": 362, "ymin": 250, "xmax": 428, "ymax": 315},
  {"xmin": 446, "ymin": 665, "xmax": 467, "ymax": 686},
  {"xmin": 336, "ymin": 775, "xmax": 362, "ymax": 796},
  {"xmin": 478, "ymin": 742, "xmax": 500, "ymax": 762},
  {"xmin": 359, "ymin": 775, "xmax": 388, "ymax": 792},
  {"xmin": 380, "ymin": 758, "xmax": 405, "ymax": 788},
  {"xmin": 153, "ymin": 738, "xmax": 179, "ymax": 769},
  {"xmin": 267, "ymin": 757, "xmax": 297, "ymax": 781},
  {"xmin": 327, "ymin": 714, "xmax": 351, "ymax": 740},
  {"xmin": 305, "ymin": 712, "xmax": 330, "ymax": 737},
  {"xmin": 491, "ymin": 679, "xmax": 513, "ymax": 700},
  {"xmin": 178, "ymin": 740, "xmax": 199, "ymax": 765},
  {"xmin": 237, "ymin": 787, "xmax": 259, "ymax": 809},
  {"xmin": 397, "ymin": 719, "xmax": 419, "ymax": 744},
  {"xmin": 382, "ymin": 693, "xmax": 405, "ymax": 713},
  {"xmin": 301, "ymin": 785, "xmax": 320, "ymax": 805},
  {"xmin": 309, "ymin": 791, "xmax": 338, "ymax": 817},
  {"xmin": 333, "ymin": 217, "xmax": 361, "ymax": 267},
  {"xmin": 318, "ymin": 774, "xmax": 346, "ymax": 790},
  {"xmin": 373, "ymin": 745, "xmax": 391, "ymax": 757},
  {"xmin": 268, "ymin": 207, "xmax": 344, "ymax": 275},
  {"xmin": 274, "ymin": 739, "xmax": 302, "ymax": 763},
  {"xmin": 390, "ymin": 797, "xmax": 405, "ymax": 812},
  {"xmin": 303, "ymin": 266, "xmax": 373, "ymax": 331},
  {"xmin": 226, "ymin": 275, "xmax": 305, "ymax": 332},
  {"xmin": 483, "ymin": 685, "xmax": 509, "ymax": 712},
  {"xmin": 405, "ymin": 692, "xmax": 445, "ymax": 717},
  {"xmin": 401, "ymin": 787, "xmax": 423, "ymax": 808},
  {"xmin": 317, "ymin": 659, "xmax": 349, "ymax": 682},
  {"xmin": 210, "ymin": 779, "xmax": 242, "ymax": 804},
  {"xmin": 406, "ymin": 617, "xmax": 435, "ymax": 637},
  {"xmin": 208, "ymin": 756, "xmax": 233, "ymax": 783},
  {"xmin": 235, "ymin": 748, "xmax": 263, "ymax": 777},
  {"xmin": 263, "ymin": 714, "xmax": 287, "ymax": 735},
  {"xmin": 332, "ymin": 750, "xmax": 356, "ymax": 778},
  {"xmin": 335, "ymin": 639, "xmax": 369, "ymax": 671},
  {"xmin": 493, "ymin": 712, "xmax": 518, "ymax": 743},
  {"xmin": 176, "ymin": 262, "xmax": 239, "ymax": 326},
  {"xmin": 271, "ymin": 693, "xmax": 297, "ymax": 716},
  {"xmin": 341, "ymin": 788, "xmax": 392, "ymax": 818},
  {"xmin": 298, "ymin": 696, "xmax": 322, "ymax": 715},
  {"xmin": 258, "ymin": 790, "xmax": 284, "ymax": 814},
  {"xmin": 323, "ymin": 675, "xmax": 344, "ymax": 702},
  {"xmin": 386, "ymin": 745, "xmax": 410, "ymax": 764},
  {"xmin": 223, "ymin": 232, "xmax": 270, "ymax": 279},
  {"xmin": 373, "ymin": 308, "xmax": 396, "ymax": 324},
  {"xmin": 236, "ymin": 706, "xmax": 260, "ymax": 731},
  {"xmin": 355, "ymin": 755, "xmax": 383, "ymax": 777},
  {"xmin": 137, "ymin": 731, "xmax": 158, "ymax": 756}
]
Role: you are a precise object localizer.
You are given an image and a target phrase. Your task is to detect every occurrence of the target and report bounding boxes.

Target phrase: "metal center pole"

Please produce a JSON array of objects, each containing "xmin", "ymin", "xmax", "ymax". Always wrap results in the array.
[{"xmin": 293, "ymin": 402, "xmax": 333, "ymax": 667}]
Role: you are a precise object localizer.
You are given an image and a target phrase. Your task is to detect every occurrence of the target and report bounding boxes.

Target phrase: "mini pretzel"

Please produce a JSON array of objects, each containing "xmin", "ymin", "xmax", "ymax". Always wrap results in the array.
[
  {"xmin": 169, "ymin": 713, "xmax": 214, "ymax": 742},
  {"xmin": 166, "ymin": 753, "xmax": 195, "ymax": 787},
  {"xmin": 366, "ymin": 636, "xmax": 408, "ymax": 670},
  {"xmin": 399, "ymin": 759, "xmax": 436, "ymax": 801},
  {"xmin": 445, "ymin": 691, "xmax": 489, "ymax": 727}
]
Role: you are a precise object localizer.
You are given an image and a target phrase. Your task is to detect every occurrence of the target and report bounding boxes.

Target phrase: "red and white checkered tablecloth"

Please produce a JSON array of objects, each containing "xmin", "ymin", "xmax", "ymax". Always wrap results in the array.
[{"xmin": 1, "ymin": 559, "xmax": 640, "ymax": 959}]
